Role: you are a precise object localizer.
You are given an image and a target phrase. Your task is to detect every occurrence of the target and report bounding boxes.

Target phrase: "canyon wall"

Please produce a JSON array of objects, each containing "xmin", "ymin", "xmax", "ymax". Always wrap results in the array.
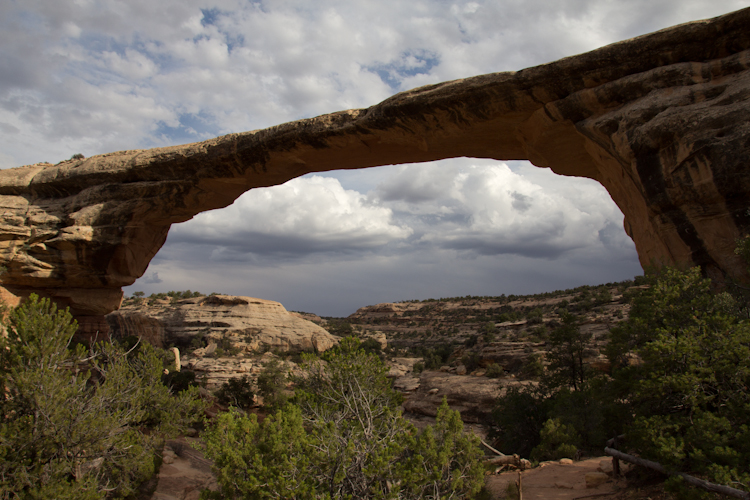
[{"xmin": 1, "ymin": 8, "xmax": 749, "ymax": 327}]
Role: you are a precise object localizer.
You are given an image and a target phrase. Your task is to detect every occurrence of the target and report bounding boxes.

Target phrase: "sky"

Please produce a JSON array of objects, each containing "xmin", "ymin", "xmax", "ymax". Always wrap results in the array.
[{"xmin": 1, "ymin": 0, "xmax": 746, "ymax": 317}]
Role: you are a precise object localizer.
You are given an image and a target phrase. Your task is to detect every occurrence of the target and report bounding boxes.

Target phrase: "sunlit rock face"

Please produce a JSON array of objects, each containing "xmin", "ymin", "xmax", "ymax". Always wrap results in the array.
[
  {"xmin": 1, "ymin": 7, "xmax": 749, "ymax": 322},
  {"xmin": 106, "ymin": 294, "xmax": 339, "ymax": 353}
]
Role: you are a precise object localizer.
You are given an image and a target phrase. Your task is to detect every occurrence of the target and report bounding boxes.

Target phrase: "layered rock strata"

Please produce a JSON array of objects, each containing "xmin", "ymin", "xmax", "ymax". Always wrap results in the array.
[
  {"xmin": 1, "ymin": 8, "xmax": 749, "ymax": 320},
  {"xmin": 401, "ymin": 370, "xmax": 534, "ymax": 424},
  {"xmin": 106, "ymin": 294, "xmax": 338, "ymax": 353}
]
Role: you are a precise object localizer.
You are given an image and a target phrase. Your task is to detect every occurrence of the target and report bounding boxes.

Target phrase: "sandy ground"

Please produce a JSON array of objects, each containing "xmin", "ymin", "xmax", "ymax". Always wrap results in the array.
[
  {"xmin": 149, "ymin": 444, "xmax": 641, "ymax": 500},
  {"xmin": 486, "ymin": 457, "xmax": 632, "ymax": 500},
  {"xmin": 150, "ymin": 439, "xmax": 216, "ymax": 500}
]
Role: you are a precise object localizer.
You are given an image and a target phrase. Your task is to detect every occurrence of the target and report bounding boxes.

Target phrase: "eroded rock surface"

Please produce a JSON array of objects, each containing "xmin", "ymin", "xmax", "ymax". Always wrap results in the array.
[
  {"xmin": 106, "ymin": 294, "xmax": 338, "ymax": 353},
  {"xmin": 402, "ymin": 370, "xmax": 534, "ymax": 423},
  {"xmin": 1, "ymin": 8, "xmax": 749, "ymax": 319}
]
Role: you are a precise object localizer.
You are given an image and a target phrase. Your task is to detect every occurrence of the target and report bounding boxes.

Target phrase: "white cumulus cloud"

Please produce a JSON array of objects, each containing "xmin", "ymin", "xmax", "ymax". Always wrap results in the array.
[
  {"xmin": 170, "ymin": 175, "xmax": 412, "ymax": 259},
  {"xmin": 373, "ymin": 161, "xmax": 627, "ymax": 260}
]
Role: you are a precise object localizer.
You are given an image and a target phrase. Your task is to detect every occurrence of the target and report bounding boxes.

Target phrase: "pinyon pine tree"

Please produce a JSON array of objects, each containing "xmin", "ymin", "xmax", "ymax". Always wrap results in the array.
[
  {"xmin": 202, "ymin": 337, "xmax": 485, "ymax": 499},
  {"xmin": 0, "ymin": 295, "xmax": 206, "ymax": 499}
]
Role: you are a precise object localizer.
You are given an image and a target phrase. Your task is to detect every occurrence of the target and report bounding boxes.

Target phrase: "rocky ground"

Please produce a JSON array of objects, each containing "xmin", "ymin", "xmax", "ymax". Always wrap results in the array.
[
  {"xmin": 147, "ymin": 443, "xmax": 654, "ymax": 500},
  {"xmin": 330, "ymin": 280, "xmax": 637, "ymax": 425},
  {"xmin": 487, "ymin": 457, "xmax": 636, "ymax": 500},
  {"xmin": 108, "ymin": 293, "xmax": 339, "ymax": 389},
  {"xmin": 105, "ymin": 281, "xmax": 660, "ymax": 499},
  {"xmin": 109, "ymin": 280, "xmax": 637, "ymax": 417}
]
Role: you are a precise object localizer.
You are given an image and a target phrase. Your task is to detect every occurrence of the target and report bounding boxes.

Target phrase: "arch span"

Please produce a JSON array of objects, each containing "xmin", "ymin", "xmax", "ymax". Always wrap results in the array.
[{"xmin": 1, "ymin": 7, "xmax": 749, "ymax": 326}]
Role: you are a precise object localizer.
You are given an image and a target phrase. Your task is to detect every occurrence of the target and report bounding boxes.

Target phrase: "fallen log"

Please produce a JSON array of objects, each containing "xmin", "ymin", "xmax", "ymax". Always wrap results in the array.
[
  {"xmin": 485, "ymin": 455, "xmax": 521, "ymax": 466},
  {"xmin": 480, "ymin": 438, "xmax": 505, "ymax": 457},
  {"xmin": 484, "ymin": 454, "xmax": 532, "ymax": 470},
  {"xmin": 604, "ymin": 447, "xmax": 750, "ymax": 500}
]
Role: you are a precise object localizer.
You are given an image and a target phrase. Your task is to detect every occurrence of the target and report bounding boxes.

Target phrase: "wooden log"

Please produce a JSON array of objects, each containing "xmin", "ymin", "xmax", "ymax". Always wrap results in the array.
[
  {"xmin": 481, "ymin": 438, "xmax": 505, "ymax": 457},
  {"xmin": 485, "ymin": 455, "xmax": 521, "ymax": 466},
  {"xmin": 604, "ymin": 447, "xmax": 750, "ymax": 500}
]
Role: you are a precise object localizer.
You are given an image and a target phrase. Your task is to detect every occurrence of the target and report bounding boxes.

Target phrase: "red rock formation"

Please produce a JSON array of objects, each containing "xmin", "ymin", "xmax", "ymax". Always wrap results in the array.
[{"xmin": 1, "ymin": 8, "xmax": 749, "ymax": 320}]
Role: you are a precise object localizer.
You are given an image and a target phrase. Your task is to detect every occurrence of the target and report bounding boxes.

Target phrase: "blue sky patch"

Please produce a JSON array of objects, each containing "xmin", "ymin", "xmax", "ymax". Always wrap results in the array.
[
  {"xmin": 366, "ymin": 50, "xmax": 440, "ymax": 90},
  {"xmin": 200, "ymin": 8, "xmax": 222, "ymax": 27},
  {"xmin": 153, "ymin": 112, "xmax": 219, "ymax": 144}
]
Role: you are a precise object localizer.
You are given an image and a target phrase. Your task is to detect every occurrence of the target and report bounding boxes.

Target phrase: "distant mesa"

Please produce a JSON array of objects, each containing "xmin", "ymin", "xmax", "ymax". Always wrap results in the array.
[
  {"xmin": 105, "ymin": 293, "xmax": 338, "ymax": 389},
  {"xmin": 107, "ymin": 294, "xmax": 338, "ymax": 353},
  {"xmin": 1, "ymin": 7, "xmax": 750, "ymax": 331}
]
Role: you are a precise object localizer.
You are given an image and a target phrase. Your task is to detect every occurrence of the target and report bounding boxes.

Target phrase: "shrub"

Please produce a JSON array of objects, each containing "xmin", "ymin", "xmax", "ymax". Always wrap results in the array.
[
  {"xmin": 256, "ymin": 359, "xmax": 288, "ymax": 411},
  {"xmin": 359, "ymin": 337, "xmax": 382, "ymax": 355},
  {"xmin": 461, "ymin": 351, "xmax": 481, "ymax": 372},
  {"xmin": 189, "ymin": 330, "xmax": 208, "ymax": 351},
  {"xmin": 545, "ymin": 312, "xmax": 591, "ymax": 391},
  {"xmin": 526, "ymin": 308, "xmax": 544, "ymax": 324},
  {"xmin": 491, "ymin": 386, "xmax": 552, "ymax": 457},
  {"xmin": 485, "ymin": 363, "xmax": 504, "ymax": 378},
  {"xmin": 520, "ymin": 353, "xmax": 544, "ymax": 380},
  {"xmin": 325, "ymin": 319, "xmax": 353, "ymax": 337},
  {"xmin": 0, "ymin": 295, "xmax": 205, "ymax": 499},
  {"xmin": 595, "ymin": 287, "xmax": 612, "ymax": 305},
  {"xmin": 202, "ymin": 337, "xmax": 485, "ymax": 499},
  {"xmin": 214, "ymin": 375, "xmax": 255, "ymax": 409},
  {"xmin": 422, "ymin": 343, "xmax": 454, "ymax": 370},
  {"xmin": 162, "ymin": 369, "xmax": 198, "ymax": 393},
  {"xmin": 609, "ymin": 267, "xmax": 750, "ymax": 493},
  {"xmin": 530, "ymin": 418, "xmax": 579, "ymax": 462}
]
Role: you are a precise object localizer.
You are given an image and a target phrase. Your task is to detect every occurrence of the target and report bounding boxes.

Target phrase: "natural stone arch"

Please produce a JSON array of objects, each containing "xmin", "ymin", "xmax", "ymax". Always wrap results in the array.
[{"xmin": 1, "ymin": 7, "xmax": 749, "ymax": 332}]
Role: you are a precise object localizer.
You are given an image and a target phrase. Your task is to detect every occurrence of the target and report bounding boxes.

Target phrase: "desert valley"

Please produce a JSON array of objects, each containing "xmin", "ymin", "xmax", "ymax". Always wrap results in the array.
[{"xmin": 1, "ymin": 4, "xmax": 750, "ymax": 499}]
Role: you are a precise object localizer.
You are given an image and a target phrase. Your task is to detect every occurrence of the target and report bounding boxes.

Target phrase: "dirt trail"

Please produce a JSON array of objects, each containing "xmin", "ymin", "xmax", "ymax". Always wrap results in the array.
[
  {"xmin": 149, "ymin": 444, "xmax": 632, "ymax": 500},
  {"xmin": 486, "ymin": 457, "xmax": 630, "ymax": 500},
  {"xmin": 150, "ymin": 439, "xmax": 216, "ymax": 500}
]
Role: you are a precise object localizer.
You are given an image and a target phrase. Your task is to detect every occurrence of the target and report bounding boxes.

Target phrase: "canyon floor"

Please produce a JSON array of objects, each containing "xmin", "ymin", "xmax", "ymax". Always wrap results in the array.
[{"xmin": 110, "ymin": 278, "xmax": 675, "ymax": 499}]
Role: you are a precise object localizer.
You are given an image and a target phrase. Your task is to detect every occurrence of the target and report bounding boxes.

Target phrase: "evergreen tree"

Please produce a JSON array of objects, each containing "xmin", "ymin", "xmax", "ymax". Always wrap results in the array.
[
  {"xmin": 609, "ymin": 268, "xmax": 750, "ymax": 494},
  {"xmin": 201, "ymin": 337, "xmax": 485, "ymax": 499},
  {"xmin": 0, "ymin": 295, "xmax": 205, "ymax": 499},
  {"xmin": 545, "ymin": 312, "xmax": 591, "ymax": 391}
]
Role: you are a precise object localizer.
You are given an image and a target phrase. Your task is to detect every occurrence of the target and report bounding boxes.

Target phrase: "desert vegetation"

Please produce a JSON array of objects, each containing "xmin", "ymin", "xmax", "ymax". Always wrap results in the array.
[
  {"xmin": 201, "ymin": 337, "xmax": 487, "ymax": 499},
  {"xmin": 490, "ymin": 264, "xmax": 750, "ymax": 498},
  {"xmin": 6, "ymin": 240, "xmax": 750, "ymax": 499},
  {"xmin": 309, "ymin": 243, "xmax": 750, "ymax": 498},
  {"xmin": 0, "ymin": 295, "xmax": 206, "ymax": 499}
]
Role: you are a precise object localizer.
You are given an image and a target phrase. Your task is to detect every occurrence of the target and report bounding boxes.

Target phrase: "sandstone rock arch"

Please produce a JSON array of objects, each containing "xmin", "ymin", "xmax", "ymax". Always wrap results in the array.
[{"xmin": 1, "ymin": 7, "xmax": 749, "ymax": 331}]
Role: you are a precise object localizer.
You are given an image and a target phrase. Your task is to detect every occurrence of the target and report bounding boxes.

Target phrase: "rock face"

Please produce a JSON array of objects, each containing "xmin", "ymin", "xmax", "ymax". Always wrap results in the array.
[
  {"xmin": 401, "ymin": 370, "xmax": 534, "ymax": 424},
  {"xmin": 183, "ymin": 352, "xmax": 296, "ymax": 391},
  {"xmin": 1, "ymin": 8, "xmax": 750, "ymax": 320},
  {"xmin": 106, "ymin": 294, "xmax": 338, "ymax": 353}
]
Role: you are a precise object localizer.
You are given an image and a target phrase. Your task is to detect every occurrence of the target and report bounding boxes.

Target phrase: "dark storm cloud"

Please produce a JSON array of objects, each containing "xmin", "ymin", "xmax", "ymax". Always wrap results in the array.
[
  {"xmin": 511, "ymin": 191, "xmax": 533, "ymax": 213},
  {"xmin": 439, "ymin": 234, "xmax": 576, "ymax": 260},
  {"xmin": 169, "ymin": 230, "xmax": 401, "ymax": 259}
]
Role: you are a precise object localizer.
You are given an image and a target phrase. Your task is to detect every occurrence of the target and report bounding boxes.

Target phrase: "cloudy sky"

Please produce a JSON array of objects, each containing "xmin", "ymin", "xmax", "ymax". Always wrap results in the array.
[{"xmin": 1, "ymin": 1, "xmax": 746, "ymax": 316}]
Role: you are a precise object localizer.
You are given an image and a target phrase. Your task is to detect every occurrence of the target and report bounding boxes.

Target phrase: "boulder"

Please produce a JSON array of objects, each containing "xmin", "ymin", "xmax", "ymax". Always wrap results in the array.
[
  {"xmin": 585, "ymin": 472, "xmax": 611, "ymax": 488},
  {"xmin": 387, "ymin": 357, "xmax": 422, "ymax": 378}
]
